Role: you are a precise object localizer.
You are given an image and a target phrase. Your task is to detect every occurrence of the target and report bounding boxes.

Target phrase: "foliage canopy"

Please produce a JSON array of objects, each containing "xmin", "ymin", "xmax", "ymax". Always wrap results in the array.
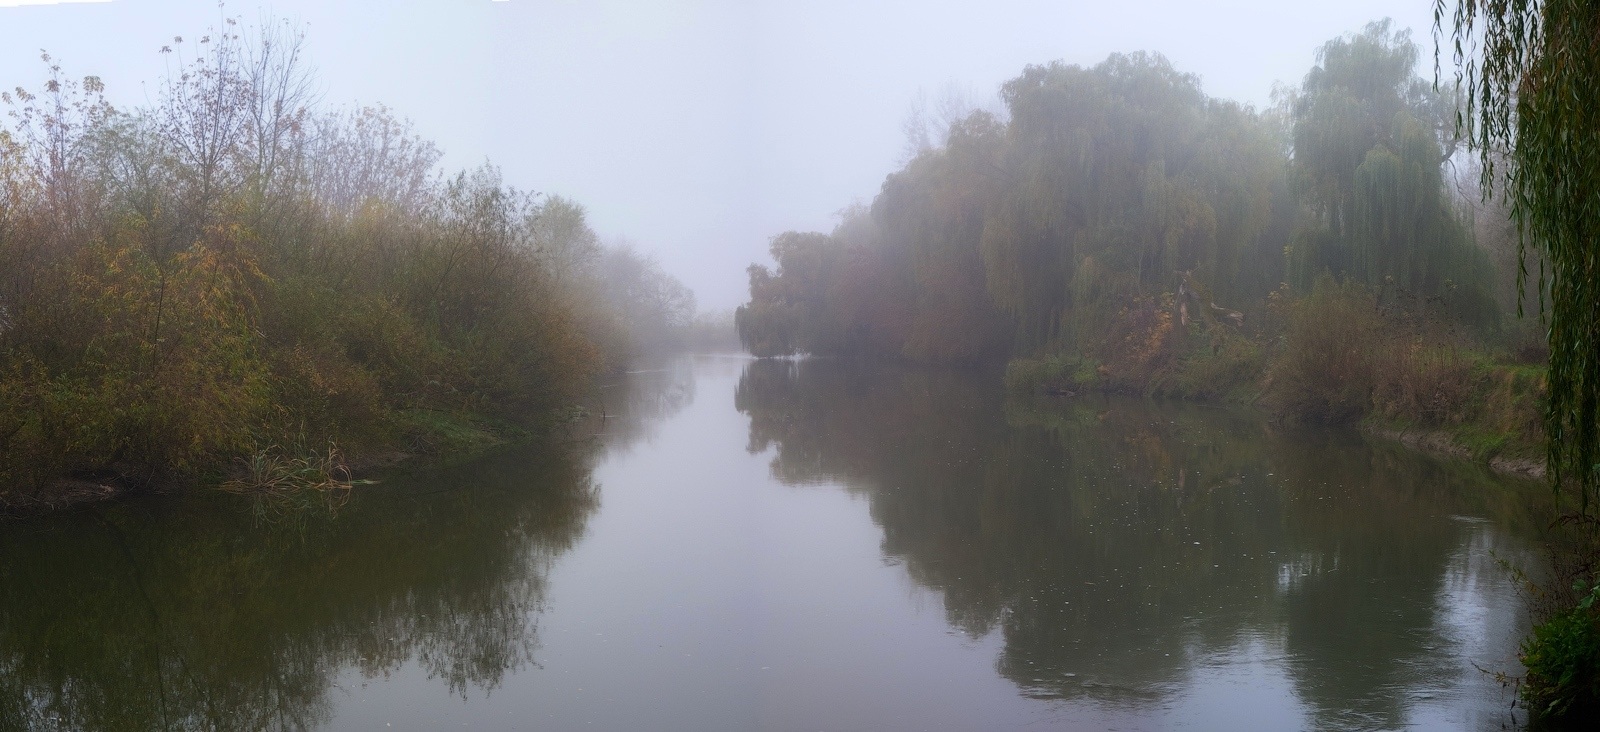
[{"xmin": 1437, "ymin": 0, "xmax": 1600, "ymax": 511}]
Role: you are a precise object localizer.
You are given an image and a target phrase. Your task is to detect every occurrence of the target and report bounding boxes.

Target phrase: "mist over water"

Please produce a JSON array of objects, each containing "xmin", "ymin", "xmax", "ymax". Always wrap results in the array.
[{"xmin": 0, "ymin": 2, "xmax": 1580, "ymax": 728}]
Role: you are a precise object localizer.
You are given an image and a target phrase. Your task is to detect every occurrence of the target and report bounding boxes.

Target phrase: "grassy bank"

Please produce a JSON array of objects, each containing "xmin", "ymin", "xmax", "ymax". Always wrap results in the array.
[
  {"xmin": 1005, "ymin": 279, "xmax": 1546, "ymax": 479},
  {"xmin": 1008, "ymin": 352, "xmax": 1545, "ymax": 480}
]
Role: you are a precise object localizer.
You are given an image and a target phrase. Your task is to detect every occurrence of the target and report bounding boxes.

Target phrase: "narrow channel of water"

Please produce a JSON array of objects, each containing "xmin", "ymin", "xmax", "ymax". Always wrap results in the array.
[{"xmin": 0, "ymin": 355, "xmax": 1549, "ymax": 730}]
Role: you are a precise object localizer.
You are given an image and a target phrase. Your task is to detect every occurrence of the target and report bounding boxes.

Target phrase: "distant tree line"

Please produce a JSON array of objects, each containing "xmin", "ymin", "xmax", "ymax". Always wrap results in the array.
[
  {"xmin": 0, "ymin": 18, "xmax": 698, "ymax": 502},
  {"xmin": 736, "ymin": 22, "xmax": 1521, "ymax": 411}
]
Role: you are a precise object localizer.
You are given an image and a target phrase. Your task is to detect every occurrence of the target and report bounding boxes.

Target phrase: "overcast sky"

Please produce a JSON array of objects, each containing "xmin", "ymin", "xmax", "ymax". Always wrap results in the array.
[{"xmin": 1, "ymin": 0, "xmax": 1444, "ymax": 310}]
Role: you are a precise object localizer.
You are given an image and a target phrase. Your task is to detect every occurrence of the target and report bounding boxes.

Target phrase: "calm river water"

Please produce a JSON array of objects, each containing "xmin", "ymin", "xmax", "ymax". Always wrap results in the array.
[{"xmin": 0, "ymin": 355, "xmax": 1552, "ymax": 731}]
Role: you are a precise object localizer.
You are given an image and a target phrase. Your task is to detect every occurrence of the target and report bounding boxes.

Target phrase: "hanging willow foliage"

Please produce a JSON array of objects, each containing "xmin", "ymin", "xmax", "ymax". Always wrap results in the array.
[{"xmin": 1436, "ymin": 1, "xmax": 1600, "ymax": 509}]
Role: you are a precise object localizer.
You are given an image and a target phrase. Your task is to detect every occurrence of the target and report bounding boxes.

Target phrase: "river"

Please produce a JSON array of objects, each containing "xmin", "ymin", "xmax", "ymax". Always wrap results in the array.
[{"xmin": 0, "ymin": 355, "xmax": 1550, "ymax": 731}]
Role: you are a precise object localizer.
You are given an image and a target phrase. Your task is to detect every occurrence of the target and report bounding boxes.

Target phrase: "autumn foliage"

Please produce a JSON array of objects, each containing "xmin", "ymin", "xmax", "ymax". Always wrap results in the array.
[{"xmin": 0, "ymin": 21, "xmax": 637, "ymax": 504}]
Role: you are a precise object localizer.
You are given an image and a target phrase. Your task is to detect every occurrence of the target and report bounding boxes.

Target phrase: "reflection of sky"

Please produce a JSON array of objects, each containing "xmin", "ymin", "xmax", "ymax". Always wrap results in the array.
[
  {"xmin": 320, "ymin": 356, "xmax": 1540, "ymax": 730},
  {"xmin": 1407, "ymin": 527, "xmax": 1530, "ymax": 730},
  {"xmin": 1171, "ymin": 636, "xmax": 1308, "ymax": 730},
  {"xmin": 329, "ymin": 355, "xmax": 1044, "ymax": 730}
]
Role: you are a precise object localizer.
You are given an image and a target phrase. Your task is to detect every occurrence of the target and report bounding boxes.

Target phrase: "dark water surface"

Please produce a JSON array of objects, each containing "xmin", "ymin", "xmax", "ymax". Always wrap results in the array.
[{"xmin": 0, "ymin": 356, "xmax": 1552, "ymax": 731}]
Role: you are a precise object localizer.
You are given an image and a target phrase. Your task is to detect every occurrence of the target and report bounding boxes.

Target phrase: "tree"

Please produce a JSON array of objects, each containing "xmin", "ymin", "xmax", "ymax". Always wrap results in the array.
[
  {"xmin": 737, "ymin": 53, "xmax": 1293, "ymax": 364},
  {"xmin": 239, "ymin": 16, "xmax": 316, "ymax": 207},
  {"xmin": 155, "ymin": 22, "xmax": 251, "ymax": 230},
  {"xmin": 1, "ymin": 53, "xmax": 111, "ymax": 245},
  {"xmin": 530, "ymin": 195, "xmax": 601, "ymax": 285},
  {"xmin": 877, "ymin": 110, "xmax": 1010, "ymax": 361},
  {"xmin": 1437, "ymin": 1, "xmax": 1600, "ymax": 508},
  {"xmin": 0, "ymin": 16, "xmax": 611, "ymax": 499},
  {"xmin": 1287, "ymin": 21, "xmax": 1494, "ymax": 329},
  {"xmin": 594, "ymin": 242, "xmax": 696, "ymax": 356},
  {"xmin": 983, "ymin": 53, "xmax": 1283, "ymax": 352},
  {"xmin": 305, "ymin": 105, "xmax": 440, "ymax": 220}
]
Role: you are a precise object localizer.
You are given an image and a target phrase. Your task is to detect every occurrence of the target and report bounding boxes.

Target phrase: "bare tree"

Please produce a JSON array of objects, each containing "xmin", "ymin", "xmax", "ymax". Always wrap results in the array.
[
  {"xmin": 156, "ymin": 20, "xmax": 249, "ymax": 230},
  {"xmin": 241, "ymin": 15, "xmax": 318, "ymax": 207},
  {"xmin": 306, "ymin": 105, "xmax": 441, "ymax": 219},
  {"xmin": 899, "ymin": 82, "xmax": 988, "ymax": 164},
  {"xmin": 1, "ymin": 54, "xmax": 110, "ymax": 242}
]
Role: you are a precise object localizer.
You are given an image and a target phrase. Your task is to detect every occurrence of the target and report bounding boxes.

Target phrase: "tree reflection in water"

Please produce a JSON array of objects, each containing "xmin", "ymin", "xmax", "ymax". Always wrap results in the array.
[
  {"xmin": 735, "ymin": 358, "xmax": 1547, "ymax": 730},
  {"xmin": 0, "ymin": 357, "xmax": 1545, "ymax": 731},
  {"xmin": 0, "ymin": 445, "xmax": 591, "ymax": 730},
  {"xmin": 0, "ymin": 362, "xmax": 701, "ymax": 732}
]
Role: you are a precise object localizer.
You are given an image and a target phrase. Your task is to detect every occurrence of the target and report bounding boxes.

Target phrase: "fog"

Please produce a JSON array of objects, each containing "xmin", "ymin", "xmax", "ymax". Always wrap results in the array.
[
  {"xmin": 2, "ymin": 0, "xmax": 1438, "ymax": 310},
  {"xmin": 1, "ymin": 3, "xmax": 1584, "ymax": 727}
]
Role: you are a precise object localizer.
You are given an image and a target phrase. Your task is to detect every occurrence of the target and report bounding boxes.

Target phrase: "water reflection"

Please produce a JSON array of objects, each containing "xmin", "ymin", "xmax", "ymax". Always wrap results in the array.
[
  {"xmin": 0, "ymin": 357, "xmax": 1549, "ymax": 731},
  {"xmin": 587, "ymin": 357, "xmax": 699, "ymax": 455},
  {"xmin": 735, "ymin": 358, "xmax": 1546, "ymax": 730},
  {"xmin": 0, "ymin": 359, "xmax": 704, "ymax": 732}
]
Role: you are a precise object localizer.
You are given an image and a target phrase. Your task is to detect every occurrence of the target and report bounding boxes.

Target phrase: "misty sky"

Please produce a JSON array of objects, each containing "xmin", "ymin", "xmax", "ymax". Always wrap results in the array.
[{"xmin": 1, "ymin": 0, "xmax": 1443, "ymax": 310}]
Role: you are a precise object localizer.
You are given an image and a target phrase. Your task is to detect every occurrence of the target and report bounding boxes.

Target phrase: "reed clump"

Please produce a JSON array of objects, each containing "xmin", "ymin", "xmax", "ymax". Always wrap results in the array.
[{"xmin": 220, "ymin": 444, "xmax": 361, "ymax": 497}]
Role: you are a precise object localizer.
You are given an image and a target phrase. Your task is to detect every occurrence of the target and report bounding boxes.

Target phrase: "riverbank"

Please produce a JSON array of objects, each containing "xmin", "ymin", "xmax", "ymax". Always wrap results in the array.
[
  {"xmin": 1363, "ymin": 423, "xmax": 1545, "ymax": 480},
  {"xmin": 1005, "ymin": 334, "xmax": 1548, "ymax": 482},
  {"xmin": 1012, "ymin": 367, "xmax": 1547, "ymax": 482},
  {"xmin": 0, "ymin": 407, "xmax": 557, "ymax": 518},
  {"xmin": 1006, "ymin": 279, "xmax": 1548, "ymax": 483}
]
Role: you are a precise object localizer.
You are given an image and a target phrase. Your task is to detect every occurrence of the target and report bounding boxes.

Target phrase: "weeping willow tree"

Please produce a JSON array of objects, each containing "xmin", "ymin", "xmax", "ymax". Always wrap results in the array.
[
  {"xmin": 1288, "ymin": 21, "xmax": 1497, "ymax": 330},
  {"xmin": 739, "ymin": 53, "xmax": 1291, "ymax": 363},
  {"xmin": 875, "ymin": 111, "xmax": 1012, "ymax": 361},
  {"xmin": 981, "ymin": 53, "xmax": 1285, "ymax": 353},
  {"xmin": 738, "ymin": 38, "xmax": 1506, "ymax": 375},
  {"xmin": 1437, "ymin": 1, "xmax": 1600, "ymax": 510}
]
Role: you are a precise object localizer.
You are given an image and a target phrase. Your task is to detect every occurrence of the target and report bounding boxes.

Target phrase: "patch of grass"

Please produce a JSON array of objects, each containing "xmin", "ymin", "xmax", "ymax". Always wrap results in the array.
[
  {"xmin": 398, "ymin": 409, "xmax": 518, "ymax": 459},
  {"xmin": 1004, "ymin": 354, "xmax": 1101, "ymax": 394},
  {"xmin": 1164, "ymin": 330, "xmax": 1266, "ymax": 402},
  {"xmin": 1453, "ymin": 425, "xmax": 1512, "ymax": 462}
]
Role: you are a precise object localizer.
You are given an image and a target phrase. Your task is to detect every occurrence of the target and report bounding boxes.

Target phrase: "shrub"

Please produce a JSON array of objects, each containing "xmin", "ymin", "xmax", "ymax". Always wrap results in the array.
[
  {"xmin": 1521, "ymin": 580, "xmax": 1600, "ymax": 724},
  {"xmin": 1096, "ymin": 294, "xmax": 1178, "ymax": 392},
  {"xmin": 0, "ymin": 27, "xmax": 610, "ymax": 505},
  {"xmin": 1370, "ymin": 342, "xmax": 1484, "ymax": 427},
  {"xmin": 1269, "ymin": 276, "xmax": 1382, "ymax": 422}
]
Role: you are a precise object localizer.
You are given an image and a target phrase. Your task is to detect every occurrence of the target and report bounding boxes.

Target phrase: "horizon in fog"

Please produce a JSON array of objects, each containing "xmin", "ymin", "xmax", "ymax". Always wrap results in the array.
[{"xmin": 1, "ymin": 0, "xmax": 1442, "ymax": 310}]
